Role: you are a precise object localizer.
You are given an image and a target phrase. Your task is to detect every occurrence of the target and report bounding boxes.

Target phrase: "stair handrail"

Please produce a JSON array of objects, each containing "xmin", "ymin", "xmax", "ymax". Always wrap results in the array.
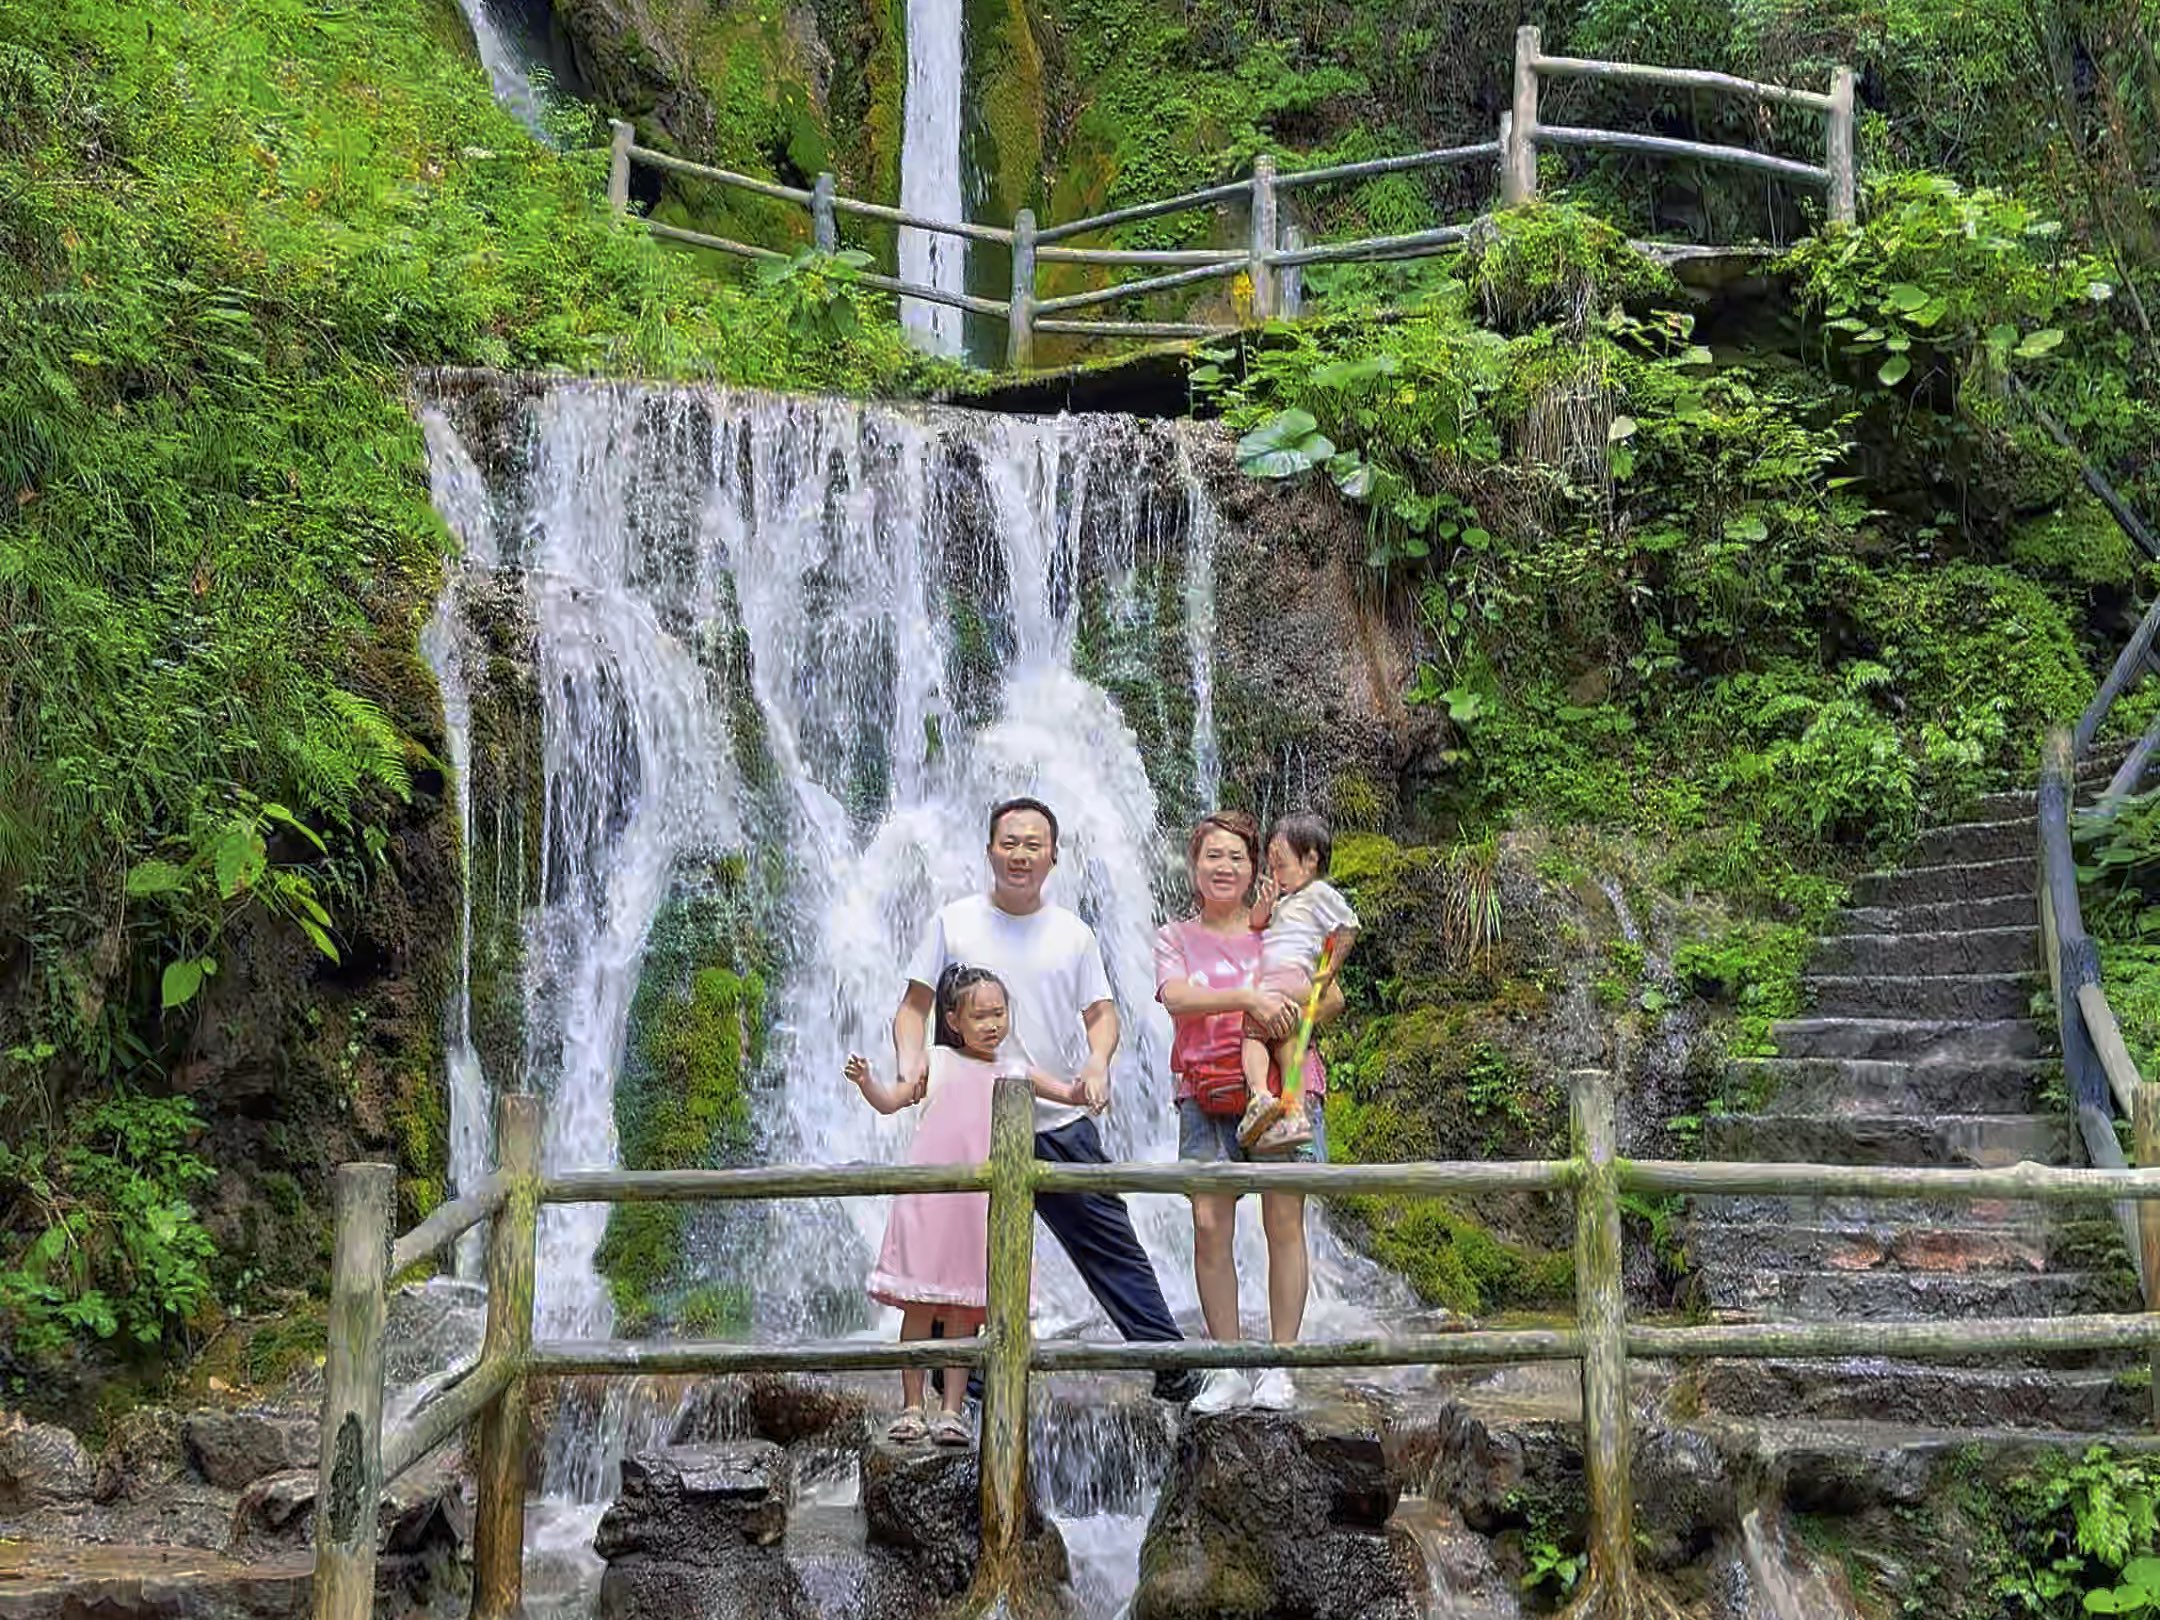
[{"xmin": 600, "ymin": 37, "xmax": 1855, "ymax": 369}]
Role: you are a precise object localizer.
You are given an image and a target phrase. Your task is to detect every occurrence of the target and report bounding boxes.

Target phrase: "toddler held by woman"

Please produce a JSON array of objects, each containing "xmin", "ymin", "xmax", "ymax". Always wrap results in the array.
[{"xmin": 1238, "ymin": 813, "xmax": 1359, "ymax": 1154}]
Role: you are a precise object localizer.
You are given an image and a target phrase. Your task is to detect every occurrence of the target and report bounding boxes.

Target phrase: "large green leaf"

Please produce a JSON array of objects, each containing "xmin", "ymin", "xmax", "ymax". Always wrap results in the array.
[{"xmin": 1237, "ymin": 408, "xmax": 1336, "ymax": 479}]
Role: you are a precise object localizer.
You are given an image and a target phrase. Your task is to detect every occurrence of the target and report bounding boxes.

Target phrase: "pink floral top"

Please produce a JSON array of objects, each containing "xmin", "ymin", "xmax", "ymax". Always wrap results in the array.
[{"xmin": 1152, "ymin": 916, "xmax": 1328, "ymax": 1101}]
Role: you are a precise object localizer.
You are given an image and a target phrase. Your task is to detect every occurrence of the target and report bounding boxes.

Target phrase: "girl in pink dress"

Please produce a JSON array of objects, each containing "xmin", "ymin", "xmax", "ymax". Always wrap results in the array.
[{"xmin": 845, "ymin": 964, "xmax": 1082, "ymax": 1447}]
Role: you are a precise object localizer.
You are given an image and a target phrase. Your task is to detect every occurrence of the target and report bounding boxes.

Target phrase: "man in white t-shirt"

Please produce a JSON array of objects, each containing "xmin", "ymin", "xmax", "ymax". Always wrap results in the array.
[{"xmin": 895, "ymin": 797, "xmax": 1198, "ymax": 1403}]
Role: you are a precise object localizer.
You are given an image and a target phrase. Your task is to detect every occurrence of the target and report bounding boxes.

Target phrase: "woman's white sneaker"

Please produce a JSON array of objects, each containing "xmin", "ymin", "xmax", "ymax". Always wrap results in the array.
[
  {"xmin": 1250, "ymin": 1368, "xmax": 1296, "ymax": 1410},
  {"xmin": 1189, "ymin": 1369, "xmax": 1251, "ymax": 1415}
]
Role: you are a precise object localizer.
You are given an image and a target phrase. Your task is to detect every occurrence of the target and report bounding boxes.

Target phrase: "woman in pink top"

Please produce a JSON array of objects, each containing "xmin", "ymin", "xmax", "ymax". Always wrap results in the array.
[{"xmin": 1152, "ymin": 810, "xmax": 1345, "ymax": 1414}]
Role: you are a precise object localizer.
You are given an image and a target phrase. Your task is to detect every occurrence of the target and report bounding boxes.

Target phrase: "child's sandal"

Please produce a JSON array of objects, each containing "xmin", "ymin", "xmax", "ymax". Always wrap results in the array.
[
  {"xmin": 887, "ymin": 1407, "xmax": 929, "ymax": 1443},
  {"xmin": 929, "ymin": 1410, "xmax": 972, "ymax": 1448}
]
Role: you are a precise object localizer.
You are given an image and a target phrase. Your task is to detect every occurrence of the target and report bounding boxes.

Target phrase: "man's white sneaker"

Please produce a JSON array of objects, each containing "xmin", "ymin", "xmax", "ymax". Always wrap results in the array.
[
  {"xmin": 1188, "ymin": 1369, "xmax": 1251, "ymax": 1416},
  {"xmin": 1250, "ymin": 1368, "xmax": 1296, "ymax": 1411}
]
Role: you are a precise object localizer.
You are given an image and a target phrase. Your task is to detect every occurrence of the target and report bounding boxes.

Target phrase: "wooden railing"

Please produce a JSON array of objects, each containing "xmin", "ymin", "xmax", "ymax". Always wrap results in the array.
[
  {"xmin": 313, "ymin": 1072, "xmax": 2160, "ymax": 1618},
  {"xmin": 2033, "ymin": 422, "xmax": 2160, "ymax": 1423},
  {"xmin": 603, "ymin": 28, "xmax": 1856, "ymax": 369}
]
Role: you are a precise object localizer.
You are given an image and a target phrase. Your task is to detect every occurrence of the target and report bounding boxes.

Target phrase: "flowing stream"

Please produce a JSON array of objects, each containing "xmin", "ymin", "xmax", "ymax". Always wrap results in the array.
[
  {"xmin": 898, "ymin": 0, "xmax": 967, "ymax": 354},
  {"xmin": 453, "ymin": 0, "xmax": 554, "ymax": 137},
  {"xmin": 420, "ymin": 378, "xmax": 1391, "ymax": 1610}
]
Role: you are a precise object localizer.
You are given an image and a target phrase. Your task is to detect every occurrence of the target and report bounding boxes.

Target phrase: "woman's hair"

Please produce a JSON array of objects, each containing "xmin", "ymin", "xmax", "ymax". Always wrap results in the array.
[
  {"xmin": 1271, "ymin": 811, "xmax": 1334, "ymax": 876},
  {"xmin": 934, "ymin": 963, "xmax": 1009, "ymax": 1050},
  {"xmin": 1186, "ymin": 809, "xmax": 1261, "ymax": 873}
]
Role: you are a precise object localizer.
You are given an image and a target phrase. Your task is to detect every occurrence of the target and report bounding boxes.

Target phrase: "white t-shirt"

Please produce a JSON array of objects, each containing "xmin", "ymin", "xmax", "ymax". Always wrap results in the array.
[
  {"xmin": 1260, "ymin": 878, "xmax": 1360, "ymax": 974},
  {"xmin": 905, "ymin": 893, "xmax": 1113, "ymax": 1132}
]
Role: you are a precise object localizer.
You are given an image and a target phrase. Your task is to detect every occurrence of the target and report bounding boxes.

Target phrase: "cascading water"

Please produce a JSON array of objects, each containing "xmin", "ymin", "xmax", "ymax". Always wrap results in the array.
[
  {"xmin": 898, "ymin": 0, "xmax": 967, "ymax": 355},
  {"xmin": 454, "ymin": 0, "xmax": 554, "ymax": 137},
  {"xmin": 420, "ymin": 377, "xmax": 1394, "ymax": 1610}
]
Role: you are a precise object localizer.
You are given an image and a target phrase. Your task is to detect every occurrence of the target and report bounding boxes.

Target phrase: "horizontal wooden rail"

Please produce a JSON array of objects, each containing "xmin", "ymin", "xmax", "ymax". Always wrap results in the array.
[
  {"xmin": 1034, "ymin": 1158, "xmax": 1577, "ymax": 1197},
  {"xmin": 1030, "ymin": 1328, "xmax": 1582, "ymax": 1371},
  {"xmin": 1275, "ymin": 142, "xmax": 1502, "ymax": 191},
  {"xmin": 544, "ymin": 1163, "xmax": 992, "ymax": 1203},
  {"xmin": 828, "ymin": 193, "xmax": 1014, "ymax": 244},
  {"xmin": 529, "ymin": 1336, "xmax": 987, "ymax": 1376},
  {"xmin": 1035, "ymin": 246, "xmax": 1246, "ymax": 267},
  {"xmin": 851, "ymin": 271, "xmax": 1010, "ymax": 318},
  {"xmin": 1622, "ymin": 1157, "xmax": 2160, "ymax": 1200},
  {"xmin": 650, "ymin": 220, "xmax": 787, "ymax": 261},
  {"xmin": 1534, "ymin": 124, "xmax": 1830, "ymax": 185},
  {"xmin": 1032, "ymin": 260, "xmax": 1248, "ymax": 316},
  {"xmin": 1033, "ymin": 319, "xmax": 1228, "ymax": 339},
  {"xmin": 630, "ymin": 145, "xmax": 813, "ymax": 204},
  {"xmin": 389, "ymin": 1173, "xmax": 506, "ymax": 1277},
  {"xmin": 1532, "ymin": 52, "xmax": 1835, "ymax": 110},
  {"xmin": 1268, "ymin": 224, "xmax": 1473, "ymax": 268},
  {"xmin": 1629, "ymin": 1313, "xmax": 2160, "ymax": 1358},
  {"xmin": 1035, "ymin": 179, "xmax": 1257, "ymax": 245},
  {"xmin": 380, "ymin": 1353, "xmax": 517, "ymax": 1484}
]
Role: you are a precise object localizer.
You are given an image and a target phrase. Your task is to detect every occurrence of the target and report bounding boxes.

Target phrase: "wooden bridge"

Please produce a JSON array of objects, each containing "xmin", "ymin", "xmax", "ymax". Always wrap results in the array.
[
  {"xmin": 311, "ymin": 1064, "xmax": 2160, "ymax": 1619},
  {"xmin": 603, "ymin": 28, "xmax": 1860, "ymax": 370}
]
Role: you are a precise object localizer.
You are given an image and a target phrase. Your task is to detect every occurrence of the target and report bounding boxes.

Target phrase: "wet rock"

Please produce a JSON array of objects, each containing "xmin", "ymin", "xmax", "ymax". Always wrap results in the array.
[
  {"xmin": 0, "ymin": 1542, "xmax": 310, "ymax": 1620},
  {"xmin": 183, "ymin": 1408, "xmax": 319, "ymax": 1490},
  {"xmin": 669, "ymin": 1374, "xmax": 873, "ymax": 1450},
  {"xmin": 230, "ymin": 1469, "xmax": 315, "ymax": 1550},
  {"xmin": 860, "ymin": 1434, "xmax": 1071, "ymax": 1603},
  {"xmin": 227, "ymin": 1447, "xmax": 471, "ymax": 1584},
  {"xmin": 96, "ymin": 1406, "xmax": 189, "ymax": 1503},
  {"xmin": 596, "ymin": 1443, "xmax": 812, "ymax": 1620},
  {"xmin": 596, "ymin": 1442, "xmax": 793, "ymax": 1555},
  {"xmin": 1133, "ymin": 1410, "xmax": 1427, "ymax": 1620},
  {"xmin": 0, "ymin": 1412, "xmax": 95, "ymax": 1512}
]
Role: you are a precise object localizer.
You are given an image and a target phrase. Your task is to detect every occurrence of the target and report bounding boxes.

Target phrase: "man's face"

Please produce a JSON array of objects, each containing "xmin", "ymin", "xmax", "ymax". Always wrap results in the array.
[{"xmin": 989, "ymin": 809, "xmax": 1056, "ymax": 900}]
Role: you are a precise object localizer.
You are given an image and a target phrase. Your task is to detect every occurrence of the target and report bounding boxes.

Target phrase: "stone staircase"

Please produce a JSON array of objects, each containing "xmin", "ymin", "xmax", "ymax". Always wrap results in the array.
[{"xmin": 1687, "ymin": 752, "xmax": 2147, "ymax": 1437}]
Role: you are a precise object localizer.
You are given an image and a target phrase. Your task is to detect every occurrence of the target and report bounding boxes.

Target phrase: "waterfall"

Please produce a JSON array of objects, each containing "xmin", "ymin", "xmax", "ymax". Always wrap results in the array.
[
  {"xmin": 899, "ymin": 0, "xmax": 967, "ymax": 355},
  {"xmin": 453, "ymin": 0, "xmax": 559, "ymax": 139},
  {"xmin": 419, "ymin": 416, "xmax": 501, "ymax": 1281},
  {"xmin": 419, "ymin": 377, "xmax": 1394, "ymax": 1604}
]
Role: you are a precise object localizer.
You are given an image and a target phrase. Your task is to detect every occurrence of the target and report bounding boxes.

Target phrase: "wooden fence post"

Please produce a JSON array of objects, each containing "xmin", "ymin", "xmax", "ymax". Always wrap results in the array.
[
  {"xmin": 1570, "ymin": 1069, "xmax": 1640, "ymax": 1603},
  {"xmin": 1279, "ymin": 225, "xmax": 1305, "ymax": 319},
  {"xmin": 812, "ymin": 173, "xmax": 838, "ymax": 253},
  {"xmin": 1248, "ymin": 155, "xmax": 1279, "ymax": 323},
  {"xmin": 469, "ymin": 1094, "xmax": 542, "ymax": 1620},
  {"xmin": 1825, "ymin": 66, "xmax": 1857, "ymax": 226},
  {"xmin": 311, "ymin": 1163, "xmax": 394, "ymax": 1620},
  {"xmin": 1008, "ymin": 208, "xmax": 1038, "ymax": 371},
  {"xmin": 1504, "ymin": 26, "xmax": 1541, "ymax": 207},
  {"xmin": 969, "ymin": 1075, "xmax": 1038, "ymax": 1604},
  {"xmin": 2137, "ymin": 1083, "xmax": 2160, "ymax": 1429},
  {"xmin": 607, "ymin": 119, "xmax": 635, "ymax": 215}
]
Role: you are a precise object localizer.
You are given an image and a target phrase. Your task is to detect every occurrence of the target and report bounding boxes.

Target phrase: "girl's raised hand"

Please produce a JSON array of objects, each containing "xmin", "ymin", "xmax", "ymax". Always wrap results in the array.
[{"xmin": 845, "ymin": 1054, "xmax": 874, "ymax": 1091}]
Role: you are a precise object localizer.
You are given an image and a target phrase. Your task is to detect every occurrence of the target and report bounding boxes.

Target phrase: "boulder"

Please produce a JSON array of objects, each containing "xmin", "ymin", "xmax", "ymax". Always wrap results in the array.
[
  {"xmin": 228, "ymin": 1447, "xmax": 471, "ymax": 1586},
  {"xmin": 0, "ymin": 1412, "xmax": 95, "ymax": 1513},
  {"xmin": 595, "ymin": 1443, "xmax": 810, "ymax": 1620},
  {"xmin": 183, "ymin": 1408, "xmax": 319, "ymax": 1490},
  {"xmin": 669, "ymin": 1374, "xmax": 873, "ymax": 1451},
  {"xmin": 1132, "ymin": 1410, "xmax": 1428, "ymax": 1620},
  {"xmin": 96, "ymin": 1406, "xmax": 189, "ymax": 1503},
  {"xmin": 860, "ymin": 1434, "xmax": 1070, "ymax": 1606}
]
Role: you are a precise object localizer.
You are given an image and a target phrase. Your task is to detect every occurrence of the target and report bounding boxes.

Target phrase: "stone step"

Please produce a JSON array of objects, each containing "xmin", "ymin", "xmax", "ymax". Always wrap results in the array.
[
  {"xmin": 1700, "ymin": 1110, "xmax": 2071, "ymax": 1168},
  {"xmin": 1729, "ymin": 1056, "xmax": 2049, "ymax": 1115},
  {"xmin": 1770, "ymin": 1017, "xmax": 2046, "ymax": 1063},
  {"xmin": 1695, "ymin": 1265, "xmax": 2135, "ymax": 1319},
  {"xmin": 1692, "ymin": 1192, "xmax": 2083, "ymax": 1228},
  {"xmin": 1807, "ymin": 926, "xmax": 2036, "ymax": 978},
  {"xmin": 1908, "ymin": 819, "xmax": 2035, "ymax": 865},
  {"xmin": 1698, "ymin": 1359, "xmax": 2145, "ymax": 1432},
  {"xmin": 1850, "ymin": 857, "xmax": 2034, "ymax": 908},
  {"xmin": 1837, "ymin": 895, "xmax": 2037, "ymax": 935},
  {"xmin": 1681, "ymin": 1219, "xmax": 2052, "ymax": 1273},
  {"xmin": 1803, "ymin": 973, "xmax": 2041, "ymax": 1021}
]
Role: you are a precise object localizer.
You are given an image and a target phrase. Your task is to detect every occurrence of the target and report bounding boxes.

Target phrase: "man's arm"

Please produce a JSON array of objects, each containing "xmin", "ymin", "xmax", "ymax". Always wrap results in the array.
[
  {"xmin": 1078, "ymin": 998, "xmax": 1119, "ymax": 1113},
  {"xmin": 893, "ymin": 981, "xmax": 936, "ymax": 1092}
]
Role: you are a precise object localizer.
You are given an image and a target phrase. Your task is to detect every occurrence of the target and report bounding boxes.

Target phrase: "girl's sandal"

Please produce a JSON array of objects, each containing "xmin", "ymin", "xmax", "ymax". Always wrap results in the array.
[
  {"xmin": 929, "ymin": 1410, "xmax": 972, "ymax": 1448},
  {"xmin": 887, "ymin": 1407, "xmax": 929, "ymax": 1444}
]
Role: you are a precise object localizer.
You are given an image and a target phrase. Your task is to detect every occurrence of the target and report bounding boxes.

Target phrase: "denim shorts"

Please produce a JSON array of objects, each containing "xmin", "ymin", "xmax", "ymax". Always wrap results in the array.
[{"xmin": 1175, "ymin": 1097, "xmax": 1327, "ymax": 1166}]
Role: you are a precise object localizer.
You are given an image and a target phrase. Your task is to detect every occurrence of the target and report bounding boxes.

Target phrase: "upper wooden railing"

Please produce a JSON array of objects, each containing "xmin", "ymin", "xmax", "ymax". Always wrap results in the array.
[
  {"xmin": 2033, "ymin": 411, "xmax": 2160, "ymax": 1406},
  {"xmin": 603, "ymin": 28, "xmax": 1857, "ymax": 369},
  {"xmin": 313, "ymin": 1070, "xmax": 2160, "ymax": 1619}
]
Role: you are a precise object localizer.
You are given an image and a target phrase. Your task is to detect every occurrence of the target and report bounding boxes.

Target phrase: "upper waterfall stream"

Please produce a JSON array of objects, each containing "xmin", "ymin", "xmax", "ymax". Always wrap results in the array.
[{"xmin": 419, "ymin": 376, "xmax": 1393, "ymax": 1607}]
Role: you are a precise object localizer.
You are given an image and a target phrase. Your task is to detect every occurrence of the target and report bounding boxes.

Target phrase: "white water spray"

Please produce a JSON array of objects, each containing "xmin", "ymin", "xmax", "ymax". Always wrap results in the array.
[
  {"xmin": 454, "ymin": 0, "xmax": 553, "ymax": 137},
  {"xmin": 899, "ymin": 0, "xmax": 967, "ymax": 355}
]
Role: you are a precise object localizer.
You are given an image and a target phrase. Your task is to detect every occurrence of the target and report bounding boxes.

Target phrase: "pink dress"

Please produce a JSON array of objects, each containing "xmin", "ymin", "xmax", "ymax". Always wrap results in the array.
[{"xmin": 867, "ymin": 1049, "xmax": 1003, "ymax": 1311}]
